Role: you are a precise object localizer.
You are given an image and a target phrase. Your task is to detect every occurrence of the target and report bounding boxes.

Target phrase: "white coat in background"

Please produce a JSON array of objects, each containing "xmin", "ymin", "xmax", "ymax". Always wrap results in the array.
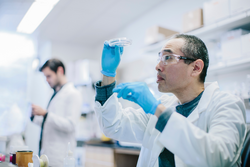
[
  {"xmin": 32, "ymin": 82, "xmax": 82, "ymax": 167},
  {"xmin": 95, "ymin": 82, "xmax": 247, "ymax": 167}
]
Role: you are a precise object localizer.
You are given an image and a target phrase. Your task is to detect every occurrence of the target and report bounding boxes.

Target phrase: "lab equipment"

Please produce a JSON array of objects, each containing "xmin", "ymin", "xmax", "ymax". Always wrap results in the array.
[
  {"xmin": 0, "ymin": 136, "xmax": 7, "ymax": 154},
  {"xmin": 12, "ymin": 153, "xmax": 16, "ymax": 164},
  {"xmin": 113, "ymin": 82, "xmax": 161, "ymax": 114},
  {"xmin": 101, "ymin": 41, "xmax": 123, "ymax": 77},
  {"xmin": 63, "ymin": 142, "xmax": 75, "ymax": 167},
  {"xmin": 9, "ymin": 153, "xmax": 13, "ymax": 163},
  {"xmin": 16, "ymin": 150, "xmax": 33, "ymax": 167},
  {"xmin": 28, "ymin": 163, "xmax": 34, "ymax": 167},
  {"xmin": 0, "ymin": 104, "xmax": 26, "ymax": 136},
  {"xmin": 247, "ymin": 74, "xmax": 250, "ymax": 98},
  {"xmin": 10, "ymin": 146, "xmax": 29, "ymax": 165},
  {"xmin": 108, "ymin": 37, "xmax": 132, "ymax": 47},
  {"xmin": 0, "ymin": 153, "xmax": 5, "ymax": 162},
  {"xmin": 32, "ymin": 154, "xmax": 49, "ymax": 167},
  {"xmin": 9, "ymin": 146, "xmax": 14, "ymax": 164}
]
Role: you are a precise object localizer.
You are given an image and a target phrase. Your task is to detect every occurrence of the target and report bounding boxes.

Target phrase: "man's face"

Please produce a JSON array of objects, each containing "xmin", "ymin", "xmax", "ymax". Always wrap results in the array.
[
  {"xmin": 42, "ymin": 67, "xmax": 60, "ymax": 89},
  {"xmin": 155, "ymin": 38, "xmax": 193, "ymax": 93}
]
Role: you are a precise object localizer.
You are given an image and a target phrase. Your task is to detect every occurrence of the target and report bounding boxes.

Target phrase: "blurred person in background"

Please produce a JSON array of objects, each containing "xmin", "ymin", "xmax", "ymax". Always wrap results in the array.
[
  {"xmin": 94, "ymin": 34, "xmax": 246, "ymax": 167},
  {"xmin": 31, "ymin": 58, "xmax": 82, "ymax": 167}
]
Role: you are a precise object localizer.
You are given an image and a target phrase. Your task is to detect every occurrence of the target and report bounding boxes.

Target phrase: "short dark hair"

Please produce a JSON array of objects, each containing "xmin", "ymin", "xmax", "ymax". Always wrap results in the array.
[
  {"xmin": 172, "ymin": 34, "xmax": 209, "ymax": 83},
  {"xmin": 39, "ymin": 58, "xmax": 65, "ymax": 74}
]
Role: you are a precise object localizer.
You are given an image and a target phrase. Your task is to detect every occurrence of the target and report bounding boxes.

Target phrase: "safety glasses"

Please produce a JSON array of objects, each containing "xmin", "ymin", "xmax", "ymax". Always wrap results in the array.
[{"xmin": 157, "ymin": 52, "xmax": 196, "ymax": 65}]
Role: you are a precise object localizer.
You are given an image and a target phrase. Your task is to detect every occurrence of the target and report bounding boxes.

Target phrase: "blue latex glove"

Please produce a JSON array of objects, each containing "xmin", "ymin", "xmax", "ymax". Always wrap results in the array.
[
  {"xmin": 113, "ymin": 82, "xmax": 161, "ymax": 115},
  {"xmin": 101, "ymin": 41, "xmax": 123, "ymax": 77}
]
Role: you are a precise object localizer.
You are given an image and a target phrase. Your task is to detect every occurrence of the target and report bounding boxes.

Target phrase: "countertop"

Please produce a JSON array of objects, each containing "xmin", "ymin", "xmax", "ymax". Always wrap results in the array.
[
  {"xmin": 85, "ymin": 139, "xmax": 141, "ymax": 156},
  {"xmin": 0, "ymin": 161, "xmax": 16, "ymax": 167},
  {"xmin": 85, "ymin": 140, "xmax": 141, "ymax": 151}
]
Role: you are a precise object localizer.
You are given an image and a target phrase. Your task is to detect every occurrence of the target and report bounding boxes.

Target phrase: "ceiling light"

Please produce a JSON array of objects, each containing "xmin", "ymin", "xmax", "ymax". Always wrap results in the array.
[{"xmin": 17, "ymin": 0, "xmax": 60, "ymax": 34}]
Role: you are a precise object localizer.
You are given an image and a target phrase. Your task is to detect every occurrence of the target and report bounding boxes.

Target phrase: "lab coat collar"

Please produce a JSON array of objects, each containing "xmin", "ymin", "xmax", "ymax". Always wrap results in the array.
[
  {"xmin": 187, "ymin": 82, "xmax": 219, "ymax": 123},
  {"xmin": 57, "ymin": 82, "xmax": 73, "ymax": 92},
  {"xmin": 51, "ymin": 82, "xmax": 74, "ymax": 100}
]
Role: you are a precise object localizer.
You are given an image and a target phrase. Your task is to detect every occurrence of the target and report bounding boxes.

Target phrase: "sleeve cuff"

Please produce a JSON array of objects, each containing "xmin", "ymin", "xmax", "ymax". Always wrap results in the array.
[
  {"xmin": 95, "ymin": 80, "xmax": 116, "ymax": 105},
  {"xmin": 155, "ymin": 108, "xmax": 174, "ymax": 132},
  {"xmin": 101, "ymin": 70, "xmax": 116, "ymax": 77}
]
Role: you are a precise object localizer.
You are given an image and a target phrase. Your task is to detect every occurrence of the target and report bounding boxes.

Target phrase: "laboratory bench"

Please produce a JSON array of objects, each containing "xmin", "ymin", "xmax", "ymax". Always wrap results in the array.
[
  {"xmin": 0, "ymin": 141, "xmax": 140, "ymax": 167},
  {"xmin": 0, "ymin": 161, "xmax": 15, "ymax": 167},
  {"xmin": 84, "ymin": 140, "xmax": 140, "ymax": 167}
]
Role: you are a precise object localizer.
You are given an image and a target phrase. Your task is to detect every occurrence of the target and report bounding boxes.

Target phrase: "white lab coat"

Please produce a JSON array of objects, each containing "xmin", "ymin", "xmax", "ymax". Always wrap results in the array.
[
  {"xmin": 33, "ymin": 82, "xmax": 82, "ymax": 167},
  {"xmin": 94, "ymin": 82, "xmax": 247, "ymax": 167}
]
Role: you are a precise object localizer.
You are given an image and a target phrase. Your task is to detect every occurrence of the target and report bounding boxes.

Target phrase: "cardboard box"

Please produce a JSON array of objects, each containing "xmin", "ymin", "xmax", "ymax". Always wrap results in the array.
[
  {"xmin": 203, "ymin": 0, "xmax": 230, "ymax": 25},
  {"xmin": 221, "ymin": 29, "xmax": 250, "ymax": 62},
  {"xmin": 183, "ymin": 8, "xmax": 203, "ymax": 32},
  {"xmin": 230, "ymin": 0, "xmax": 250, "ymax": 15},
  {"xmin": 241, "ymin": 33, "xmax": 250, "ymax": 57},
  {"xmin": 144, "ymin": 26, "xmax": 178, "ymax": 45},
  {"xmin": 221, "ymin": 29, "xmax": 249, "ymax": 42},
  {"xmin": 221, "ymin": 37, "xmax": 242, "ymax": 62}
]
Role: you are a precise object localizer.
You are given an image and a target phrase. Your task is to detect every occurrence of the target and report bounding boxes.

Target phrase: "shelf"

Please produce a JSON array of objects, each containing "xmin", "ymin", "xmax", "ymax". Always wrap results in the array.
[
  {"xmin": 207, "ymin": 57, "xmax": 250, "ymax": 76},
  {"xmin": 140, "ymin": 10, "xmax": 250, "ymax": 77},
  {"xmin": 141, "ymin": 9, "xmax": 250, "ymax": 54},
  {"xmin": 189, "ymin": 10, "xmax": 250, "ymax": 41}
]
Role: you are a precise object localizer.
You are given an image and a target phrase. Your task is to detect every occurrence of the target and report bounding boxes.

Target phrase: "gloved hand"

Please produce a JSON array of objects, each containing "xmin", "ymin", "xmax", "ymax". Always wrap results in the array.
[
  {"xmin": 101, "ymin": 41, "xmax": 123, "ymax": 77},
  {"xmin": 113, "ymin": 82, "xmax": 161, "ymax": 115}
]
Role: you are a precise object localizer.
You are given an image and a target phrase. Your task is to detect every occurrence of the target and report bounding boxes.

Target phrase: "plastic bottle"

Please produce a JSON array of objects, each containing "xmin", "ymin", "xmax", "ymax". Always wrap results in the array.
[
  {"xmin": 247, "ymin": 74, "xmax": 250, "ymax": 98},
  {"xmin": 63, "ymin": 142, "xmax": 75, "ymax": 167}
]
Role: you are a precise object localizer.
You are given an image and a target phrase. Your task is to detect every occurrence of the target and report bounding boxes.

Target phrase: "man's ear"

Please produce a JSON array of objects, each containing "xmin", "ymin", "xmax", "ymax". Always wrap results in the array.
[
  {"xmin": 191, "ymin": 59, "xmax": 204, "ymax": 77},
  {"xmin": 57, "ymin": 66, "xmax": 64, "ymax": 75}
]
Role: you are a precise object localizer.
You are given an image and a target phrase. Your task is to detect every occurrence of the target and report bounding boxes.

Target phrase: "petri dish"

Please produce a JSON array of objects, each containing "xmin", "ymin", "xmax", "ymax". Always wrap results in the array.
[{"xmin": 108, "ymin": 37, "xmax": 132, "ymax": 47}]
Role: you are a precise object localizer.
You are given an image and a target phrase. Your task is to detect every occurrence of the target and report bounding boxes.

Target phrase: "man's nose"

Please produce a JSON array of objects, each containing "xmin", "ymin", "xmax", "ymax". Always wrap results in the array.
[{"xmin": 156, "ymin": 62, "xmax": 163, "ymax": 72}]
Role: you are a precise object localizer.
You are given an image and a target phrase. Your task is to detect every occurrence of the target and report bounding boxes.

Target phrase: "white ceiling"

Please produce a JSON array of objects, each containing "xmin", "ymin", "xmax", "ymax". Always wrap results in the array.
[{"xmin": 0, "ymin": 0, "xmax": 165, "ymax": 47}]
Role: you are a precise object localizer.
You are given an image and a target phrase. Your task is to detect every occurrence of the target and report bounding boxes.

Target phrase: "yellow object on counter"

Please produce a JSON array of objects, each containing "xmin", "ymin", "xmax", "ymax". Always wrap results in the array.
[
  {"xmin": 39, "ymin": 158, "xmax": 45, "ymax": 167},
  {"xmin": 32, "ymin": 154, "xmax": 49, "ymax": 167},
  {"xmin": 101, "ymin": 133, "xmax": 111, "ymax": 142}
]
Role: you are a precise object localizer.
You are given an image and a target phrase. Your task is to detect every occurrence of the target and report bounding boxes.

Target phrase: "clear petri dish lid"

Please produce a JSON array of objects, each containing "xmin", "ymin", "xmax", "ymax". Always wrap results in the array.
[{"xmin": 108, "ymin": 37, "xmax": 132, "ymax": 47}]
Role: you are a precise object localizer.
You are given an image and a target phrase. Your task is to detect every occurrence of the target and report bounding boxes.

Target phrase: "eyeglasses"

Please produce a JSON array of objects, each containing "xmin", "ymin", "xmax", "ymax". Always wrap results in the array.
[{"xmin": 157, "ymin": 52, "xmax": 196, "ymax": 65}]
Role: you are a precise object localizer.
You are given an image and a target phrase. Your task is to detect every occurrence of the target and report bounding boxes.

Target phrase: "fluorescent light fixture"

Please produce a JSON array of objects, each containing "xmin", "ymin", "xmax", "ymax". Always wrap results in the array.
[{"xmin": 17, "ymin": 0, "xmax": 60, "ymax": 34}]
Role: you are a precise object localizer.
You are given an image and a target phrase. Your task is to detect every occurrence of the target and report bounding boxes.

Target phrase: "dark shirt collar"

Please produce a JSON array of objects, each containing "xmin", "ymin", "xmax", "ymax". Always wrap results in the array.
[{"xmin": 176, "ymin": 91, "xmax": 204, "ymax": 118}]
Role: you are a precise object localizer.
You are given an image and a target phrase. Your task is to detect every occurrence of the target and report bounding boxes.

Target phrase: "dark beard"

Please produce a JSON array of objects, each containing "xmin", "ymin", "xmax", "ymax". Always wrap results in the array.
[{"xmin": 52, "ymin": 81, "xmax": 61, "ymax": 91}]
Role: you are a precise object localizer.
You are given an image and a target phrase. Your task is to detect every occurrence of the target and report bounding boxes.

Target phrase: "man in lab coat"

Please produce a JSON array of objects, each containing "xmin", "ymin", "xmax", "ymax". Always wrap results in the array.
[
  {"xmin": 31, "ymin": 59, "xmax": 82, "ymax": 167},
  {"xmin": 94, "ymin": 34, "xmax": 247, "ymax": 167}
]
